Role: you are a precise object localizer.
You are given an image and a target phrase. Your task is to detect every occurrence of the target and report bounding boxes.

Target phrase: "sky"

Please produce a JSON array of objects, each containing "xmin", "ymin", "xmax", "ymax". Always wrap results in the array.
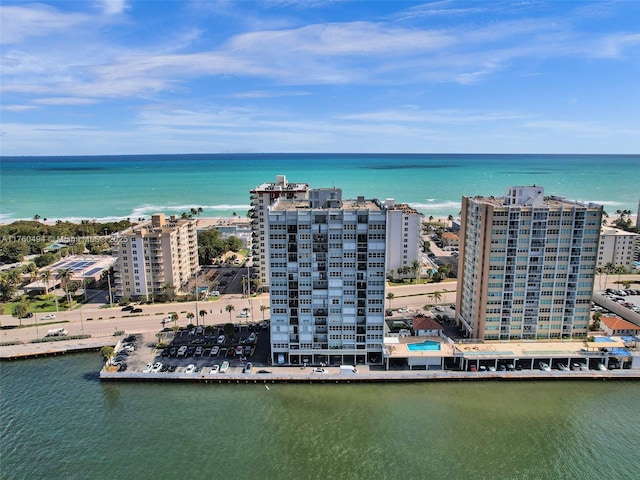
[{"xmin": 1, "ymin": 0, "xmax": 639, "ymax": 155}]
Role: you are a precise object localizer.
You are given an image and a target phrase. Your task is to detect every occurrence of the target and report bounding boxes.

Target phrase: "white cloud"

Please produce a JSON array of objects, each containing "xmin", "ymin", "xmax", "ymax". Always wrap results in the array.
[
  {"xmin": 96, "ymin": 0, "xmax": 128, "ymax": 16},
  {"xmin": 0, "ymin": 4, "xmax": 89, "ymax": 44}
]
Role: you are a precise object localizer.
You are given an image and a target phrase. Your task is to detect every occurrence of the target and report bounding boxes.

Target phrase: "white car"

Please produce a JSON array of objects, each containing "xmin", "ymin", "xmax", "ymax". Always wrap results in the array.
[
  {"xmin": 42, "ymin": 314, "xmax": 56, "ymax": 320},
  {"xmin": 143, "ymin": 363, "xmax": 153, "ymax": 373},
  {"xmin": 217, "ymin": 335, "xmax": 225, "ymax": 344},
  {"xmin": 151, "ymin": 362, "xmax": 162, "ymax": 373},
  {"xmin": 237, "ymin": 311, "xmax": 250, "ymax": 318},
  {"xmin": 210, "ymin": 365, "xmax": 220, "ymax": 374},
  {"xmin": 184, "ymin": 364, "xmax": 196, "ymax": 374},
  {"xmin": 210, "ymin": 346, "xmax": 220, "ymax": 356}
]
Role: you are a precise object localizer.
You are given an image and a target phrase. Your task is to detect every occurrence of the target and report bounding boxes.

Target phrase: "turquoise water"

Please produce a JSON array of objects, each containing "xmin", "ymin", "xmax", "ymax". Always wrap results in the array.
[
  {"xmin": 407, "ymin": 340, "xmax": 441, "ymax": 351},
  {"xmin": 1, "ymin": 154, "xmax": 638, "ymax": 222},
  {"xmin": 1, "ymin": 354, "xmax": 639, "ymax": 480}
]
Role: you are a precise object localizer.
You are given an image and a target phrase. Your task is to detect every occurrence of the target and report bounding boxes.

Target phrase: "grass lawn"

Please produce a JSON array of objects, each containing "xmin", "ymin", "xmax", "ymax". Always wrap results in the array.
[{"xmin": 2, "ymin": 294, "xmax": 82, "ymax": 315}]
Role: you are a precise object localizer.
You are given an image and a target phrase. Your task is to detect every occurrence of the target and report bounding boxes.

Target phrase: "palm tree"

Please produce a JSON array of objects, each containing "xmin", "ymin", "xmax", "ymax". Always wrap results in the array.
[
  {"xmin": 448, "ymin": 214, "xmax": 454, "ymax": 227},
  {"xmin": 432, "ymin": 290, "xmax": 443, "ymax": 306},
  {"xmin": 615, "ymin": 264, "xmax": 626, "ymax": 286},
  {"xmin": 199, "ymin": 309, "xmax": 207, "ymax": 326},
  {"xmin": 171, "ymin": 312, "xmax": 179, "ymax": 330},
  {"xmin": 438, "ymin": 264, "xmax": 452, "ymax": 280},
  {"xmin": 595, "ymin": 267, "xmax": 604, "ymax": 290},
  {"xmin": 186, "ymin": 312, "xmax": 195, "ymax": 326},
  {"xmin": 40, "ymin": 269, "xmax": 58, "ymax": 312},
  {"xmin": 603, "ymin": 262, "xmax": 615, "ymax": 289},
  {"xmin": 411, "ymin": 260, "xmax": 421, "ymax": 284},
  {"xmin": 57, "ymin": 268, "xmax": 73, "ymax": 306},
  {"xmin": 225, "ymin": 304, "xmax": 235, "ymax": 322},
  {"xmin": 260, "ymin": 304, "xmax": 269, "ymax": 322},
  {"xmin": 386, "ymin": 292, "xmax": 395, "ymax": 310}
]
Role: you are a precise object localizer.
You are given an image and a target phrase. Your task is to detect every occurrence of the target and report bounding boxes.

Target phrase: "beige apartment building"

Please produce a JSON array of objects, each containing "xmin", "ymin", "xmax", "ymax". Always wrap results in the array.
[
  {"xmin": 456, "ymin": 186, "xmax": 603, "ymax": 341},
  {"xmin": 597, "ymin": 226, "xmax": 640, "ymax": 273},
  {"xmin": 249, "ymin": 175, "xmax": 309, "ymax": 291},
  {"xmin": 113, "ymin": 213, "xmax": 198, "ymax": 300}
]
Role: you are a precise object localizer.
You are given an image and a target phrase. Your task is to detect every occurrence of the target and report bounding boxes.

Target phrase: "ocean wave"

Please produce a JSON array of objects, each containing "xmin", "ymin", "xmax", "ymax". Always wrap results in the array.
[
  {"xmin": 408, "ymin": 201, "xmax": 461, "ymax": 212},
  {"xmin": 128, "ymin": 204, "xmax": 250, "ymax": 219}
]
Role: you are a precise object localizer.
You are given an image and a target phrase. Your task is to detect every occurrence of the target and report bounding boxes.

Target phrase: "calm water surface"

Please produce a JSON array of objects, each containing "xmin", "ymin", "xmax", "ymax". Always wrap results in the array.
[{"xmin": 1, "ymin": 354, "xmax": 639, "ymax": 480}]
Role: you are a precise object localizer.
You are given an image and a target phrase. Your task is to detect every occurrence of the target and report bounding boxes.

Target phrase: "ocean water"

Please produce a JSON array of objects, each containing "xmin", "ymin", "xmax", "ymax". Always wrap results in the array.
[
  {"xmin": 1, "ymin": 154, "xmax": 638, "ymax": 223},
  {"xmin": 1, "ymin": 354, "xmax": 639, "ymax": 480}
]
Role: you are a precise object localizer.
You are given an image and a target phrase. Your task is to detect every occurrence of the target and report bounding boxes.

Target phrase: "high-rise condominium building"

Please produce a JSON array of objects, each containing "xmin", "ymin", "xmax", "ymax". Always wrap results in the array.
[
  {"xmin": 267, "ymin": 190, "xmax": 387, "ymax": 366},
  {"xmin": 113, "ymin": 213, "xmax": 198, "ymax": 300},
  {"xmin": 249, "ymin": 175, "xmax": 309, "ymax": 291},
  {"xmin": 456, "ymin": 186, "xmax": 603, "ymax": 341},
  {"xmin": 384, "ymin": 200, "xmax": 424, "ymax": 277}
]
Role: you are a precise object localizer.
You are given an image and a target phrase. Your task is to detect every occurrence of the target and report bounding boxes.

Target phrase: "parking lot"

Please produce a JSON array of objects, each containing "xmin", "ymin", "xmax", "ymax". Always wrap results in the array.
[{"xmin": 110, "ymin": 322, "xmax": 271, "ymax": 375}]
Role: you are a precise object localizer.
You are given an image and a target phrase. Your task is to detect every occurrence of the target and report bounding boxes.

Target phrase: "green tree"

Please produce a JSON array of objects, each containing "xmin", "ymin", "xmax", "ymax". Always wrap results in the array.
[
  {"xmin": 0, "ymin": 274, "xmax": 18, "ymax": 302},
  {"xmin": 12, "ymin": 302, "xmax": 29, "ymax": 326},
  {"xmin": 225, "ymin": 304, "xmax": 235, "ymax": 322},
  {"xmin": 162, "ymin": 282, "xmax": 176, "ymax": 302},
  {"xmin": 57, "ymin": 268, "xmax": 73, "ymax": 306},
  {"xmin": 186, "ymin": 312, "xmax": 195, "ymax": 326},
  {"xmin": 386, "ymin": 292, "xmax": 395, "ymax": 309},
  {"xmin": 431, "ymin": 290, "xmax": 444, "ymax": 305},
  {"xmin": 199, "ymin": 309, "xmax": 207, "ymax": 326},
  {"xmin": 171, "ymin": 312, "xmax": 179, "ymax": 330},
  {"xmin": 411, "ymin": 260, "xmax": 421, "ymax": 284},
  {"xmin": 100, "ymin": 346, "xmax": 115, "ymax": 360}
]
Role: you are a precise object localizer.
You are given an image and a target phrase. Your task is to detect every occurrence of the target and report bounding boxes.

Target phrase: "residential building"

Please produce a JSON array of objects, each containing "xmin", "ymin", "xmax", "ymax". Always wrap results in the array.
[
  {"xmin": 597, "ymin": 226, "xmax": 640, "ymax": 273},
  {"xmin": 600, "ymin": 315, "xmax": 640, "ymax": 336},
  {"xmin": 113, "ymin": 213, "xmax": 198, "ymax": 300},
  {"xmin": 267, "ymin": 191, "xmax": 387, "ymax": 366},
  {"xmin": 249, "ymin": 175, "xmax": 309, "ymax": 291},
  {"xmin": 455, "ymin": 186, "xmax": 603, "ymax": 341},
  {"xmin": 384, "ymin": 200, "xmax": 423, "ymax": 277}
]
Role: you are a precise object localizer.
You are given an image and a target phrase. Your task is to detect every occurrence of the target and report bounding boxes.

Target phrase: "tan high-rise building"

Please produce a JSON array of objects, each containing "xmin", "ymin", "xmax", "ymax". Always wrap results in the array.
[
  {"xmin": 113, "ymin": 213, "xmax": 198, "ymax": 300},
  {"xmin": 249, "ymin": 175, "xmax": 309, "ymax": 291},
  {"xmin": 456, "ymin": 186, "xmax": 603, "ymax": 341}
]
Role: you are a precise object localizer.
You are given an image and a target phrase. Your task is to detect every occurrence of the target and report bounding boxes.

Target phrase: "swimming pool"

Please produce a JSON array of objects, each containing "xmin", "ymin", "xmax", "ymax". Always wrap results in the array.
[{"xmin": 407, "ymin": 340, "xmax": 441, "ymax": 351}]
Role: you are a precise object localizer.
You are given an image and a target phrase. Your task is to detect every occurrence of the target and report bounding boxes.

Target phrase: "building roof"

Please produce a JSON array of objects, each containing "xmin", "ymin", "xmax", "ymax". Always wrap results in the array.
[
  {"xmin": 442, "ymin": 232, "xmax": 458, "ymax": 240},
  {"xmin": 601, "ymin": 315, "xmax": 640, "ymax": 332},
  {"xmin": 412, "ymin": 315, "xmax": 443, "ymax": 331}
]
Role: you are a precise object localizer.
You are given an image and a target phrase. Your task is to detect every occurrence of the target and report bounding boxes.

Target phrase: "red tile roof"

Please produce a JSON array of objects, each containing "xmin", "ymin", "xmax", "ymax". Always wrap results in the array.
[{"xmin": 601, "ymin": 315, "xmax": 640, "ymax": 332}]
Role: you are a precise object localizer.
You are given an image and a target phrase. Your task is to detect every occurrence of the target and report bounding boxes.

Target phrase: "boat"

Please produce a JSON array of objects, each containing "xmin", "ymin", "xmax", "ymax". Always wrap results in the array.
[{"xmin": 220, "ymin": 361, "xmax": 229, "ymax": 373}]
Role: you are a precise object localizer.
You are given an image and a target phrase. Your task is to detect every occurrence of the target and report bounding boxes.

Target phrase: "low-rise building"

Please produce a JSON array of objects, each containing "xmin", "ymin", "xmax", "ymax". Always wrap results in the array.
[
  {"xmin": 601, "ymin": 315, "xmax": 640, "ymax": 336},
  {"xmin": 597, "ymin": 226, "xmax": 640, "ymax": 272}
]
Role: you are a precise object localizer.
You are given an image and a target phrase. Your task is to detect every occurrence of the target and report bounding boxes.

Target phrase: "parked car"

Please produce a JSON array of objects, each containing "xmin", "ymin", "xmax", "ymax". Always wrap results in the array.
[
  {"xmin": 194, "ymin": 346, "xmax": 203, "ymax": 356},
  {"xmin": 237, "ymin": 311, "xmax": 250, "ymax": 318},
  {"xmin": 177, "ymin": 346, "xmax": 188, "ymax": 357},
  {"xmin": 151, "ymin": 362, "xmax": 163, "ymax": 373},
  {"xmin": 143, "ymin": 363, "xmax": 153, "ymax": 373},
  {"xmin": 210, "ymin": 365, "xmax": 220, "ymax": 374},
  {"xmin": 217, "ymin": 335, "xmax": 226, "ymax": 344},
  {"xmin": 210, "ymin": 346, "xmax": 220, "ymax": 356},
  {"xmin": 42, "ymin": 314, "xmax": 56, "ymax": 320},
  {"xmin": 184, "ymin": 364, "xmax": 196, "ymax": 374},
  {"xmin": 235, "ymin": 346, "xmax": 244, "ymax": 356}
]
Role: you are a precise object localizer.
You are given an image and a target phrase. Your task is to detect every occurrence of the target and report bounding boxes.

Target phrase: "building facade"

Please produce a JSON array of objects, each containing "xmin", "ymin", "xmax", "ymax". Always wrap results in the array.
[
  {"xmin": 267, "ymin": 193, "xmax": 387, "ymax": 366},
  {"xmin": 597, "ymin": 226, "xmax": 640, "ymax": 273},
  {"xmin": 249, "ymin": 175, "xmax": 309, "ymax": 291},
  {"xmin": 384, "ymin": 200, "xmax": 423, "ymax": 278},
  {"xmin": 455, "ymin": 186, "xmax": 603, "ymax": 341},
  {"xmin": 113, "ymin": 213, "xmax": 198, "ymax": 300}
]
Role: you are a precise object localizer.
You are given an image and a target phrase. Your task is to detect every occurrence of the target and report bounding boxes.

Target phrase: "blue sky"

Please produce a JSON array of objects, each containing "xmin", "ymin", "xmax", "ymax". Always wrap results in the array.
[{"xmin": 1, "ymin": 0, "xmax": 639, "ymax": 155}]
